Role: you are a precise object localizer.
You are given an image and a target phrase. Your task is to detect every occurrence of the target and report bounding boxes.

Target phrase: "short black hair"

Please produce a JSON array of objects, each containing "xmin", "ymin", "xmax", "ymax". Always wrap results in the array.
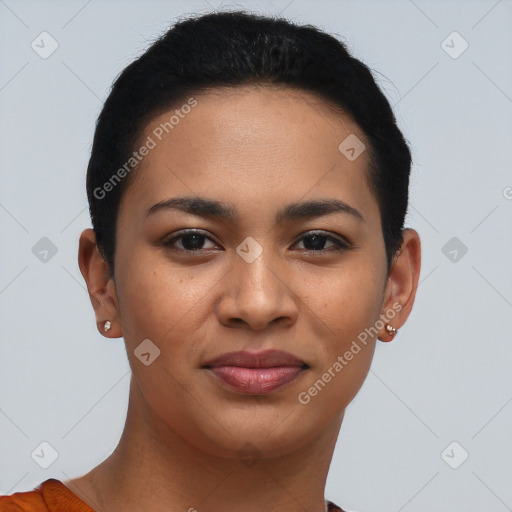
[{"xmin": 86, "ymin": 10, "xmax": 412, "ymax": 275}]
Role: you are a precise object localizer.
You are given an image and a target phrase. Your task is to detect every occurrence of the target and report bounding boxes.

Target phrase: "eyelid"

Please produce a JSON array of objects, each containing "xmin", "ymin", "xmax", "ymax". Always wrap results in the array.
[
  {"xmin": 292, "ymin": 230, "xmax": 352, "ymax": 249},
  {"xmin": 163, "ymin": 229, "xmax": 221, "ymax": 249},
  {"xmin": 162, "ymin": 228, "xmax": 352, "ymax": 252}
]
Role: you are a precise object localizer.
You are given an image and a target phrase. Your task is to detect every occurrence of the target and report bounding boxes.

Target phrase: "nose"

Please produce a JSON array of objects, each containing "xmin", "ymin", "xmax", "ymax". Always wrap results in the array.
[{"xmin": 215, "ymin": 246, "xmax": 299, "ymax": 331}]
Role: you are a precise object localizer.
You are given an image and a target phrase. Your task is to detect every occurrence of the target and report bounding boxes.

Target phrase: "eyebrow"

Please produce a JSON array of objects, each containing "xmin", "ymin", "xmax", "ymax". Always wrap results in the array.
[{"xmin": 145, "ymin": 196, "xmax": 365, "ymax": 223}]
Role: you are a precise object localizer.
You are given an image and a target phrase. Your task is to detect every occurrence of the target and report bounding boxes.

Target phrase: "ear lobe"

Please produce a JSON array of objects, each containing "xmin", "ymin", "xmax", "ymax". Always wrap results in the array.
[
  {"xmin": 378, "ymin": 228, "xmax": 421, "ymax": 340},
  {"xmin": 78, "ymin": 228, "xmax": 122, "ymax": 338}
]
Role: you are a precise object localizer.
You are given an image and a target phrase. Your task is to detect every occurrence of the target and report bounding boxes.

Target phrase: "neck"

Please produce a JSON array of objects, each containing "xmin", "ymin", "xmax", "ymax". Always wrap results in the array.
[{"xmin": 65, "ymin": 377, "xmax": 344, "ymax": 512}]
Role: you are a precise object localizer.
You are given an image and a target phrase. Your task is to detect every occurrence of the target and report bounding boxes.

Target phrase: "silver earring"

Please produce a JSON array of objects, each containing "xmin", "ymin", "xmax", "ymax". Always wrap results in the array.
[
  {"xmin": 385, "ymin": 324, "xmax": 397, "ymax": 337},
  {"xmin": 103, "ymin": 320, "xmax": 111, "ymax": 332}
]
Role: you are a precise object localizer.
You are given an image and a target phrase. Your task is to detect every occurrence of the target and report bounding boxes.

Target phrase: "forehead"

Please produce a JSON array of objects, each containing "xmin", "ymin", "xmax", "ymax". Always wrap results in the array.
[
  {"xmin": 120, "ymin": 85, "xmax": 378, "ymax": 225},
  {"xmin": 154, "ymin": 85, "xmax": 366, "ymax": 161}
]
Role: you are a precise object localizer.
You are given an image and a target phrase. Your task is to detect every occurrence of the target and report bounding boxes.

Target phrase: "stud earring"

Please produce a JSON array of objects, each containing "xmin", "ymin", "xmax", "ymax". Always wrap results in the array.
[
  {"xmin": 385, "ymin": 324, "xmax": 397, "ymax": 337},
  {"xmin": 103, "ymin": 320, "xmax": 111, "ymax": 332}
]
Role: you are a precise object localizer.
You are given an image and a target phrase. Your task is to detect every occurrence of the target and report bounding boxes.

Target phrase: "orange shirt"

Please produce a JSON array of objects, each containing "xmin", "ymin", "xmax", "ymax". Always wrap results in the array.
[
  {"xmin": 0, "ymin": 479, "xmax": 345, "ymax": 511},
  {"xmin": 0, "ymin": 479, "xmax": 94, "ymax": 511}
]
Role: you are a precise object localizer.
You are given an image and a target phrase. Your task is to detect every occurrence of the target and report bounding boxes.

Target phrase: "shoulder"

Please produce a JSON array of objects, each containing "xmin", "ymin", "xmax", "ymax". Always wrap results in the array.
[
  {"xmin": 327, "ymin": 500, "xmax": 361, "ymax": 512},
  {"xmin": 326, "ymin": 500, "xmax": 345, "ymax": 511},
  {"xmin": 0, "ymin": 480, "xmax": 51, "ymax": 512},
  {"xmin": 1, "ymin": 479, "xmax": 94, "ymax": 512}
]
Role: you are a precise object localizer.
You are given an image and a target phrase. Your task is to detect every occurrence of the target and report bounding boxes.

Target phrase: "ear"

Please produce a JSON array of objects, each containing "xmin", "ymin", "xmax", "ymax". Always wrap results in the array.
[
  {"xmin": 78, "ymin": 228, "xmax": 122, "ymax": 338},
  {"xmin": 378, "ymin": 228, "xmax": 421, "ymax": 341}
]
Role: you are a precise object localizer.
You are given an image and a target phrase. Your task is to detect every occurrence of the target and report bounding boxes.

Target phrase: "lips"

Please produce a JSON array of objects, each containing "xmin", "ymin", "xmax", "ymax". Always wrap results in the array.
[{"xmin": 203, "ymin": 349, "xmax": 308, "ymax": 394}]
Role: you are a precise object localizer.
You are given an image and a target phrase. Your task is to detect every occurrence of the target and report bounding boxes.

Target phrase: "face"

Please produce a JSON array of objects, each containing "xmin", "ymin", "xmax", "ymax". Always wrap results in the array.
[{"xmin": 96, "ymin": 86, "xmax": 404, "ymax": 458}]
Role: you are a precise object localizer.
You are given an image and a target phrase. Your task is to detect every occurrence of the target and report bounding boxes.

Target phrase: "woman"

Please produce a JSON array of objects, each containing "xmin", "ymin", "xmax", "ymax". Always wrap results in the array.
[{"xmin": 0, "ymin": 10, "xmax": 420, "ymax": 512}]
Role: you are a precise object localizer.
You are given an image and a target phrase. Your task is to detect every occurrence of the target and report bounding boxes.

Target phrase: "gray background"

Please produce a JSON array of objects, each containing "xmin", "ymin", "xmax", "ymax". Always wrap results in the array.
[{"xmin": 1, "ymin": 0, "xmax": 511, "ymax": 510}]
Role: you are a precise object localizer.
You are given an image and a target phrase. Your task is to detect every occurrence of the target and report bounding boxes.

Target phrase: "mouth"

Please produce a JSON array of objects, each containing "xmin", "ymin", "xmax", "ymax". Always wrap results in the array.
[{"xmin": 202, "ymin": 349, "xmax": 309, "ymax": 395}]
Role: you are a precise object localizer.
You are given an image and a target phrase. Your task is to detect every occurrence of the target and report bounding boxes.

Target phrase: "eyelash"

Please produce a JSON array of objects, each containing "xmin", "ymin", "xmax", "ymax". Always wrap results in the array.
[{"xmin": 162, "ymin": 229, "xmax": 352, "ymax": 254}]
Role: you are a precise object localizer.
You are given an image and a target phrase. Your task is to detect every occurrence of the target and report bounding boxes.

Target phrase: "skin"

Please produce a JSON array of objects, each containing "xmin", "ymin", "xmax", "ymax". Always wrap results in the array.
[{"xmin": 67, "ymin": 85, "xmax": 421, "ymax": 512}]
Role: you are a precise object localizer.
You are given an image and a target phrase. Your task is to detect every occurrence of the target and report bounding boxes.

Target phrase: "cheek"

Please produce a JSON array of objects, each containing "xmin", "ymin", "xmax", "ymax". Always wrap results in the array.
[
  {"xmin": 295, "ymin": 257, "xmax": 384, "ymax": 407},
  {"xmin": 114, "ymin": 259, "xmax": 211, "ymax": 422},
  {"xmin": 308, "ymin": 254, "xmax": 385, "ymax": 340},
  {"xmin": 114, "ymin": 250, "xmax": 225, "ymax": 385},
  {"xmin": 115, "ymin": 248, "xmax": 210, "ymax": 334}
]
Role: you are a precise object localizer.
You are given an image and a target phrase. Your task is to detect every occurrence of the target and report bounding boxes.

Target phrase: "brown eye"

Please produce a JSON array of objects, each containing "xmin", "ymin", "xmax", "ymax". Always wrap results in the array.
[
  {"xmin": 163, "ymin": 230, "xmax": 218, "ymax": 252},
  {"xmin": 293, "ymin": 232, "xmax": 350, "ymax": 252}
]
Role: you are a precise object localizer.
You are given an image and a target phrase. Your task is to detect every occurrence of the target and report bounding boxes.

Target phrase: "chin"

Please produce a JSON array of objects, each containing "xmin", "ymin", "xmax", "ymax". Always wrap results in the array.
[{"xmin": 186, "ymin": 407, "xmax": 323, "ymax": 460}]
